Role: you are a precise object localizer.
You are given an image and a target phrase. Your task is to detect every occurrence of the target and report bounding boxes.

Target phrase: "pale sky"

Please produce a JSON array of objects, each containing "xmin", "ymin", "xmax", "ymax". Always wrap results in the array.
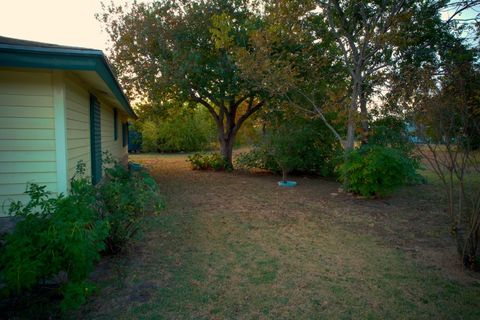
[
  {"xmin": 1, "ymin": 1, "xmax": 477, "ymax": 53},
  {"xmin": 0, "ymin": 0, "xmax": 115, "ymax": 51}
]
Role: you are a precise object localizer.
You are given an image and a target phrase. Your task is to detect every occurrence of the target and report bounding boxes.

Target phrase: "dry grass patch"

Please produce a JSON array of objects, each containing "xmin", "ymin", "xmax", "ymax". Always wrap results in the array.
[{"xmin": 79, "ymin": 153, "xmax": 480, "ymax": 319}]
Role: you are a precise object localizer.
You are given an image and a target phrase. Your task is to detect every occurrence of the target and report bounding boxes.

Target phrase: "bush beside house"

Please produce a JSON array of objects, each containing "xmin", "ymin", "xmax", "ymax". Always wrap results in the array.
[{"xmin": 0, "ymin": 160, "xmax": 163, "ymax": 312}]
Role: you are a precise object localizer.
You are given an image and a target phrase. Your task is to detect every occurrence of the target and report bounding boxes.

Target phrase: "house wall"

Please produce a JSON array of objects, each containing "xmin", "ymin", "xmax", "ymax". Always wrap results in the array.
[
  {"xmin": 65, "ymin": 77, "xmax": 92, "ymax": 181},
  {"xmin": 65, "ymin": 75, "xmax": 129, "ymax": 181},
  {"xmin": 0, "ymin": 69, "xmax": 130, "ymax": 217},
  {"xmin": 0, "ymin": 68, "xmax": 57, "ymax": 216},
  {"xmin": 99, "ymin": 98, "xmax": 128, "ymax": 168}
]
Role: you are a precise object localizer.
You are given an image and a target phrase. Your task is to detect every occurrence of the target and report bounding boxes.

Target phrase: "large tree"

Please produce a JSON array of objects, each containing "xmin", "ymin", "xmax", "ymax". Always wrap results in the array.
[
  {"xmin": 315, "ymin": 0, "xmax": 418, "ymax": 149},
  {"xmin": 235, "ymin": 0, "xmax": 430, "ymax": 151},
  {"xmin": 234, "ymin": 0, "xmax": 349, "ymax": 147},
  {"xmin": 98, "ymin": 0, "xmax": 267, "ymax": 166}
]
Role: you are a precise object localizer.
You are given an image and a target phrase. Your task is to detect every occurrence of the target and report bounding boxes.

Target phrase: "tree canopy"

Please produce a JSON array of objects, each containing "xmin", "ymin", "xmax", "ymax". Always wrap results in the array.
[
  {"xmin": 99, "ymin": 0, "xmax": 480, "ymax": 161},
  {"xmin": 99, "ymin": 0, "xmax": 268, "ymax": 165}
]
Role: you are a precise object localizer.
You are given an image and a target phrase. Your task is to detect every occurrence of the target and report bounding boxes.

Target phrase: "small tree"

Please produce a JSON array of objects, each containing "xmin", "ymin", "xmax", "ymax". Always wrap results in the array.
[
  {"xmin": 414, "ymin": 41, "xmax": 480, "ymax": 269},
  {"xmin": 268, "ymin": 126, "xmax": 305, "ymax": 182},
  {"xmin": 417, "ymin": 103, "xmax": 480, "ymax": 269}
]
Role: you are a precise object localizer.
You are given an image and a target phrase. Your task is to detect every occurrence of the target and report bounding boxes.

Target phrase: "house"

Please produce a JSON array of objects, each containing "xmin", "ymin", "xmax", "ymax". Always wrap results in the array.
[{"xmin": 0, "ymin": 36, "xmax": 137, "ymax": 217}]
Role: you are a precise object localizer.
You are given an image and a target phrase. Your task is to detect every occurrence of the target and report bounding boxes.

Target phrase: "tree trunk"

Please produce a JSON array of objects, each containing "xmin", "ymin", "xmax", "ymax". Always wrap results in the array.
[
  {"xmin": 346, "ymin": 69, "xmax": 363, "ymax": 150},
  {"xmin": 346, "ymin": 109, "xmax": 356, "ymax": 151},
  {"xmin": 346, "ymin": 82, "xmax": 360, "ymax": 150},
  {"xmin": 219, "ymin": 134, "xmax": 234, "ymax": 168},
  {"xmin": 191, "ymin": 94, "xmax": 264, "ymax": 169},
  {"xmin": 359, "ymin": 87, "xmax": 369, "ymax": 144}
]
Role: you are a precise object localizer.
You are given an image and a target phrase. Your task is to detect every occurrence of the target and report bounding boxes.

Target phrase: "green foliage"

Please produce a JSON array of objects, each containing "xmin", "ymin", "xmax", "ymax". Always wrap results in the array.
[
  {"xmin": 0, "ymin": 159, "xmax": 164, "ymax": 312},
  {"xmin": 99, "ymin": 0, "xmax": 262, "ymax": 102},
  {"xmin": 60, "ymin": 280, "xmax": 97, "ymax": 312},
  {"xmin": 99, "ymin": 163, "xmax": 164, "ymax": 253},
  {"xmin": 139, "ymin": 106, "xmax": 216, "ymax": 153},
  {"xmin": 337, "ymin": 145, "xmax": 419, "ymax": 198},
  {"xmin": 369, "ymin": 116, "xmax": 415, "ymax": 156},
  {"xmin": 236, "ymin": 116, "xmax": 342, "ymax": 177},
  {"xmin": 0, "ymin": 177, "xmax": 109, "ymax": 311},
  {"xmin": 368, "ymin": 116, "xmax": 424, "ymax": 185},
  {"xmin": 265, "ymin": 125, "xmax": 307, "ymax": 181},
  {"xmin": 187, "ymin": 153, "xmax": 231, "ymax": 171},
  {"xmin": 99, "ymin": 0, "xmax": 268, "ymax": 165},
  {"xmin": 235, "ymin": 147, "xmax": 280, "ymax": 172}
]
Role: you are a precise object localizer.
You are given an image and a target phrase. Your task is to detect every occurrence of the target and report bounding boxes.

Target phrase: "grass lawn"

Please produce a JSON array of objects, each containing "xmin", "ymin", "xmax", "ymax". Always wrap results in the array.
[{"xmin": 79, "ymin": 153, "xmax": 480, "ymax": 319}]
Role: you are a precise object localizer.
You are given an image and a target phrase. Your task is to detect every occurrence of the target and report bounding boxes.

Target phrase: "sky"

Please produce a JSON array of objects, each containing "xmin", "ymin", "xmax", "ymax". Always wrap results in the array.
[
  {"xmin": 1, "ymin": 1, "xmax": 478, "ymax": 53},
  {"xmin": 0, "ymin": 0, "xmax": 113, "ymax": 51}
]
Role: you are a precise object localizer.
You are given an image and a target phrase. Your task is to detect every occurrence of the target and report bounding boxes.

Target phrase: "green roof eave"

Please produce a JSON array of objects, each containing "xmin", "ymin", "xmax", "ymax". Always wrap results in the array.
[{"xmin": 0, "ymin": 43, "xmax": 137, "ymax": 119}]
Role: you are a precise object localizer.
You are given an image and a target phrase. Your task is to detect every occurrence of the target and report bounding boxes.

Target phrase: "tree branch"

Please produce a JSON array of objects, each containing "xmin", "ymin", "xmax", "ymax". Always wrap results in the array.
[
  {"xmin": 189, "ymin": 92, "xmax": 220, "ymax": 125},
  {"xmin": 293, "ymin": 88, "xmax": 344, "ymax": 148},
  {"xmin": 233, "ymin": 100, "xmax": 265, "ymax": 135}
]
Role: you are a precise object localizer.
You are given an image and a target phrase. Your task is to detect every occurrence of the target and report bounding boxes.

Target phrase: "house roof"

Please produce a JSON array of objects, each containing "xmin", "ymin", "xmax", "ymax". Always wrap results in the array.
[{"xmin": 0, "ymin": 36, "xmax": 137, "ymax": 119}]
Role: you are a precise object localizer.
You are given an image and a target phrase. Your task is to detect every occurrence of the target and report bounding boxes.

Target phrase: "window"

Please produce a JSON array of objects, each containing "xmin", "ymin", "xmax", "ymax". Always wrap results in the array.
[
  {"xmin": 90, "ymin": 95, "xmax": 102, "ymax": 184},
  {"xmin": 122, "ymin": 122, "xmax": 128, "ymax": 147},
  {"xmin": 114, "ymin": 108, "xmax": 118, "ymax": 140}
]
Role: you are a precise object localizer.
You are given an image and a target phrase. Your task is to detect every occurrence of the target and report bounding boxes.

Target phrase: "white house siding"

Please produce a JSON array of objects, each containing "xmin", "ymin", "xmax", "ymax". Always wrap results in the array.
[
  {"xmin": 0, "ymin": 70, "xmax": 130, "ymax": 217},
  {"xmin": 0, "ymin": 69, "xmax": 57, "ymax": 216},
  {"xmin": 100, "ymin": 100, "xmax": 128, "ymax": 167},
  {"xmin": 65, "ymin": 77, "xmax": 91, "ymax": 181}
]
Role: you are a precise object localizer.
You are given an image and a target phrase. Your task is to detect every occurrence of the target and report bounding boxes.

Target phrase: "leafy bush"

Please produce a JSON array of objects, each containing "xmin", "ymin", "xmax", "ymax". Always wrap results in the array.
[
  {"xmin": 139, "ymin": 107, "xmax": 216, "ymax": 152},
  {"xmin": 235, "ymin": 148, "xmax": 280, "ymax": 172},
  {"xmin": 337, "ymin": 145, "xmax": 419, "ymax": 198},
  {"xmin": 369, "ymin": 116, "xmax": 415, "ymax": 156},
  {"xmin": 368, "ymin": 117, "xmax": 424, "ymax": 185},
  {"xmin": 0, "ymin": 178, "xmax": 109, "ymax": 311},
  {"xmin": 187, "ymin": 153, "xmax": 230, "ymax": 171},
  {"xmin": 235, "ymin": 117, "xmax": 342, "ymax": 177},
  {"xmin": 98, "ymin": 163, "xmax": 164, "ymax": 253},
  {"xmin": 0, "ymin": 160, "xmax": 164, "ymax": 312}
]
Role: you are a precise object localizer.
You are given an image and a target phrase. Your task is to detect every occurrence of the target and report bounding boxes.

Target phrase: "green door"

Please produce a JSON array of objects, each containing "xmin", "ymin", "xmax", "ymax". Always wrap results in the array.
[{"xmin": 90, "ymin": 95, "xmax": 102, "ymax": 184}]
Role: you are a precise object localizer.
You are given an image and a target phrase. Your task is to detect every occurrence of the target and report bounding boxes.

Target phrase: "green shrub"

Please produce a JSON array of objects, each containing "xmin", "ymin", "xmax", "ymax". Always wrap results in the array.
[
  {"xmin": 0, "ymin": 178, "xmax": 109, "ymax": 311},
  {"xmin": 187, "ymin": 153, "xmax": 231, "ymax": 171},
  {"xmin": 337, "ymin": 145, "xmax": 419, "ymax": 198},
  {"xmin": 98, "ymin": 163, "xmax": 164, "ymax": 253},
  {"xmin": 369, "ymin": 116, "xmax": 415, "ymax": 156},
  {"xmin": 0, "ymin": 159, "xmax": 164, "ymax": 312},
  {"xmin": 139, "ymin": 107, "xmax": 216, "ymax": 152},
  {"xmin": 235, "ymin": 117, "xmax": 342, "ymax": 177},
  {"xmin": 367, "ymin": 117, "xmax": 424, "ymax": 185},
  {"xmin": 235, "ymin": 148, "xmax": 281, "ymax": 172}
]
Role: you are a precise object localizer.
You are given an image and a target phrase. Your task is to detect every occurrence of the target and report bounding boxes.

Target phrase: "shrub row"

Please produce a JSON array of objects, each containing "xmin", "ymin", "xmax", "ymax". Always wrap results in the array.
[
  {"xmin": 233, "ymin": 116, "xmax": 421, "ymax": 197},
  {"xmin": 187, "ymin": 153, "xmax": 231, "ymax": 171},
  {"xmin": 0, "ymin": 161, "xmax": 163, "ymax": 312},
  {"xmin": 235, "ymin": 117, "xmax": 343, "ymax": 178}
]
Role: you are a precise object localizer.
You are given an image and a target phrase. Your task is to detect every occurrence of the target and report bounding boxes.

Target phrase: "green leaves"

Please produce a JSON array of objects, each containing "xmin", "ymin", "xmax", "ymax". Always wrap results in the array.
[
  {"xmin": 338, "ymin": 145, "xmax": 419, "ymax": 198},
  {"xmin": 0, "ymin": 179, "xmax": 109, "ymax": 310},
  {"xmin": 100, "ymin": 1, "xmax": 268, "ymax": 164},
  {"xmin": 139, "ymin": 106, "xmax": 216, "ymax": 153},
  {"xmin": 100, "ymin": 0, "xmax": 262, "ymax": 102},
  {"xmin": 210, "ymin": 13, "xmax": 235, "ymax": 50},
  {"xmin": 235, "ymin": 115, "xmax": 342, "ymax": 177},
  {"xmin": 187, "ymin": 153, "xmax": 231, "ymax": 171},
  {"xmin": 99, "ymin": 162, "xmax": 164, "ymax": 254},
  {"xmin": 0, "ymin": 161, "xmax": 164, "ymax": 311}
]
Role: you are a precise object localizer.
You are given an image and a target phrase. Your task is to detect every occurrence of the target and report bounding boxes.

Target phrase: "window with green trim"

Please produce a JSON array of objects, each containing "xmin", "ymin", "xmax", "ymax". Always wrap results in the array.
[
  {"xmin": 122, "ymin": 122, "xmax": 128, "ymax": 147},
  {"xmin": 114, "ymin": 108, "xmax": 118, "ymax": 140}
]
